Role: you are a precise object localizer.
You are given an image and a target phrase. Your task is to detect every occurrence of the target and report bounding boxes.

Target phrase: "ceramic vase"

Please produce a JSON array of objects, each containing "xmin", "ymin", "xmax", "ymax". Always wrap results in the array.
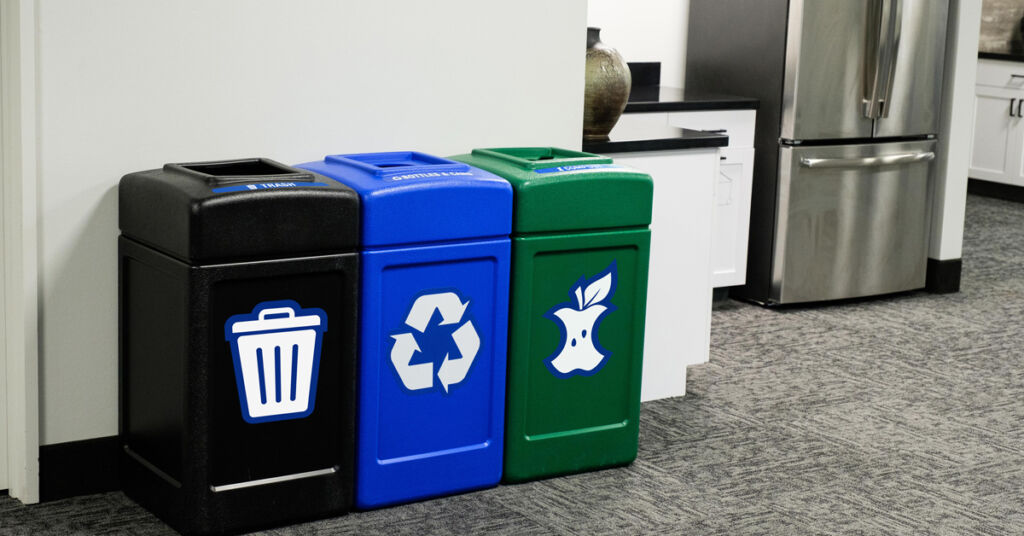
[{"xmin": 584, "ymin": 27, "xmax": 631, "ymax": 141}]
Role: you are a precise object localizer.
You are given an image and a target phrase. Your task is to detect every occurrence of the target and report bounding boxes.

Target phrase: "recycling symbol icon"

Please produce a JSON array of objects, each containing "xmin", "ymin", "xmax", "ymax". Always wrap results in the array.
[{"xmin": 390, "ymin": 290, "xmax": 481, "ymax": 393}]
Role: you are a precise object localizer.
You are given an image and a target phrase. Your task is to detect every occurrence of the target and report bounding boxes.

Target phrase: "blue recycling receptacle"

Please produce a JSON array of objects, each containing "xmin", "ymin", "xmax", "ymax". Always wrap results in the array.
[{"xmin": 297, "ymin": 152, "xmax": 512, "ymax": 508}]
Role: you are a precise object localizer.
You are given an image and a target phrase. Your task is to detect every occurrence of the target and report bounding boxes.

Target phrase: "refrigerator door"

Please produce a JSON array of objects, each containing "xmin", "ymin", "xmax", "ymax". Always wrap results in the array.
[
  {"xmin": 770, "ymin": 140, "xmax": 934, "ymax": 304},
  {"xmin": 873, "ymin": 0, "xmax": 949, "ymax": 138},
  {"xmin": 781, "ymin": 0, "xmax": 875, "ymax": 141}
]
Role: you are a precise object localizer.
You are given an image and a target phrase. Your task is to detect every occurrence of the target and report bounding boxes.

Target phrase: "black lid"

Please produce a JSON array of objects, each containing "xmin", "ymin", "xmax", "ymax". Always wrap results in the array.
[{"xmin": 119, "ymin": 158, "xmax": 360, "ymax": 263}]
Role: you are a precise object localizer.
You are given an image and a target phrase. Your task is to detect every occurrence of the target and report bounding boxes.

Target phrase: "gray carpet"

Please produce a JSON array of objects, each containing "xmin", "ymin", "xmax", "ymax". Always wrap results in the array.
[{"xmin": 2, "ymin": 193, "xmax": 1022, "ymax": 535}]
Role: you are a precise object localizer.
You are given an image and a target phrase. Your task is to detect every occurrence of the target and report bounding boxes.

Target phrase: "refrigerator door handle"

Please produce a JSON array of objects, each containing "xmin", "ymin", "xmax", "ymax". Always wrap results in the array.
[
  {"xmin": 863, "ymin": 0, "xmax": 887, "ymax": 119},
  {"xmin": 799, "ymin": 151, "xmax": 935, "ymax": 169},
  {"xmin": 877, "ymin": 0, "xmax": 903, "ymax": 118}
]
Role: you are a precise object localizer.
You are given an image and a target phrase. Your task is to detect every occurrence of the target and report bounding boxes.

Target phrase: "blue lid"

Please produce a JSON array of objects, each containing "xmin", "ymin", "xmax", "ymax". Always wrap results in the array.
[{"xmin": 297, "ymin": 151, "xmax": 512, "ymax": 247}]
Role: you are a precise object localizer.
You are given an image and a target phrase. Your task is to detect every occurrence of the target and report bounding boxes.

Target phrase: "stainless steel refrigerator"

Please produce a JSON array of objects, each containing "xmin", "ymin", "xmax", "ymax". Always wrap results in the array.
[{"xmin": 687, "ymin": 0, "xmax": 949, "ymax": 304}]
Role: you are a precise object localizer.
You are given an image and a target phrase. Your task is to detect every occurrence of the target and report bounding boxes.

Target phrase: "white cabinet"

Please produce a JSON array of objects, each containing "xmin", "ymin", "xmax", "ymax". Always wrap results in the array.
[
  {"xmin": 970, "ymin": 59, "xmax": 1024, "ymax": 187},
  {"xmin": 610, "ymin": 149, "xmax": 717, "ymax": 402},
  {"xmin": 625, "ymin": 109, "xmax": 756, "ymax": 287}
]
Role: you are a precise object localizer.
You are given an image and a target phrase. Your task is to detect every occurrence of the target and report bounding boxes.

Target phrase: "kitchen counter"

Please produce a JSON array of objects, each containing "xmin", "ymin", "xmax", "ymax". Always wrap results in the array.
[
  {"xmin": 980, "ymin": 51, "xmax": 1024, "ymax": 62},
  {"xmin": 624, "ymin": 86, "xmax": 759, "ymax": 113},
  {"xmin": 582, "ymin": 114, "xmax": 729, "ymax": 154}
]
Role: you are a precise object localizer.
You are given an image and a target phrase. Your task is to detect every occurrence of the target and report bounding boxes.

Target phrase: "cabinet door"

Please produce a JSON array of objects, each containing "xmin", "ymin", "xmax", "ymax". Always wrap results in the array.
[
  {"xmin": 712, "ymin": 147, "xmax": 754, "ymax": 288},
  {"xmin": 970, "ymin": 85, "xmax": 1024, "ymax": 185}
]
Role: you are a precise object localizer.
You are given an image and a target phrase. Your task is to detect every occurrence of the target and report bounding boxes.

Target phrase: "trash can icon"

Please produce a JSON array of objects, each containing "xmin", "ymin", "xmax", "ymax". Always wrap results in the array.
[{"xmin": 225, "ymin": 300, "xmax": 328, "ymax": 424}]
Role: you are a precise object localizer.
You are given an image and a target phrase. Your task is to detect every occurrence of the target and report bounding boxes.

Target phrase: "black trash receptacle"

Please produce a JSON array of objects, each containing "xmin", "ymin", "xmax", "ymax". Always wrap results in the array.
[{"xmin": 118, "ymin": 158, "xmax": 360, "ymax": 535}]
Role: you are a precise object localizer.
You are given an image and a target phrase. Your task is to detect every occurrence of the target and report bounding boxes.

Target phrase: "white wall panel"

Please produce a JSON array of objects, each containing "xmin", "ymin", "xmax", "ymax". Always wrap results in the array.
[{"xmin": 34, "ymin": 0, "xmax": 587, "ymax": 445}]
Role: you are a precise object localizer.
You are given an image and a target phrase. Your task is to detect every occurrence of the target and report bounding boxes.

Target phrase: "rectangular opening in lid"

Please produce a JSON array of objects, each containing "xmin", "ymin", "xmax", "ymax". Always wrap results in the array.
[
  {"xmin": 342, "ymin": 152, "xmax": 455, "ymax": 169},
  {"xmin": 171, "ymin": 158, "xmax": 313, "ymax": 185},
  {"xmin": 180, "ymin": 159, "xmax": 300, "ymax": 177},
  {"xmin": 324, "ymin": 151, "xmax": 470, "ymax": 177},
  {"xmin": 497, "ymin": 148, "xmax": 594, "ymax": 161},
  {"xmin": 470, "ymin": 147, "xmax": 612, "ymax": 170}
]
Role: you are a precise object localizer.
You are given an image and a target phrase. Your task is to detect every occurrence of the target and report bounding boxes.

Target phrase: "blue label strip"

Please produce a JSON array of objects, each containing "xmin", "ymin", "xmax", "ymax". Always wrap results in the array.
[
  {"xmin": 533, "ymin": 164, "xmax": 622, "ymax": 174},
  {"xmin": 212, "ymin": 182, "xmax": 329, "ymax": 193}
]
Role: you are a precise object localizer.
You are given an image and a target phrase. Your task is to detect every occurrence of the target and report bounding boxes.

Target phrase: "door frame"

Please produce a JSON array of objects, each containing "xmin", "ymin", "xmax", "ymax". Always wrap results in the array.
[
  {"xmin": 0, "ymin": 0, "xmax": 7, "ymax": 491},
  {"xmin": 0, "ymin": 0, "xmax": 41, "ymax": 504}
]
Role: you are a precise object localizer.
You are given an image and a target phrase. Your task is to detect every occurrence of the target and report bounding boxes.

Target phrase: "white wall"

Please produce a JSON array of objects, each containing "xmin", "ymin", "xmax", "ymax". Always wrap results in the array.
[
  {"xmin": 34, "ymin": 0, "xmax": 587, "ymax": 446},
  {"xmin": 932, "ymin": 0, "xmax": 982, "ymax": 261},
  {"xmin": 587, "ymin": 0, "xmax": 689, "ymax": 87}
]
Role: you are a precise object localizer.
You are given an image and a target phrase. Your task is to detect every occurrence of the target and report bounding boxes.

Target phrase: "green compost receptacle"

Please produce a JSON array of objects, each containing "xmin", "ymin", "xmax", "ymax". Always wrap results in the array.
[{"xmin": 450, "ymin": 147, "xmax": 653, "ymax": 482}]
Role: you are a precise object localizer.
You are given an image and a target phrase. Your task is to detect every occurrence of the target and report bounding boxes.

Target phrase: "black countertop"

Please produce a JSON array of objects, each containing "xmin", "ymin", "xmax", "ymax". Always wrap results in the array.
[
  {"xmin": 582, "ymin": 114, "xmax": 729, "ymax": 154},
  {"xmin": 980, "ymin": 51, "xmax": 1024, "ymax": 63},
  {"xmin": 624, "ymin": 86, "xmax": 759, "ymax": 113}
]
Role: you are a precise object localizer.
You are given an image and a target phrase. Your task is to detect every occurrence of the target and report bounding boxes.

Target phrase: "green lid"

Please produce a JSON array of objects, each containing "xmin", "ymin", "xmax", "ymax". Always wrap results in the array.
[{"xmin": 449, "ymin": 147, "xmax": 653, "ymax": 234}]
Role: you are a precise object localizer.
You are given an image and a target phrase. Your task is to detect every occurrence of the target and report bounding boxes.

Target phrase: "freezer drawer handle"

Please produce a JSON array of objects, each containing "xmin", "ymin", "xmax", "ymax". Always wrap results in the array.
[{"xmin": 800, "ymin": 152, "xmax": 935, "ymax": 169}]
